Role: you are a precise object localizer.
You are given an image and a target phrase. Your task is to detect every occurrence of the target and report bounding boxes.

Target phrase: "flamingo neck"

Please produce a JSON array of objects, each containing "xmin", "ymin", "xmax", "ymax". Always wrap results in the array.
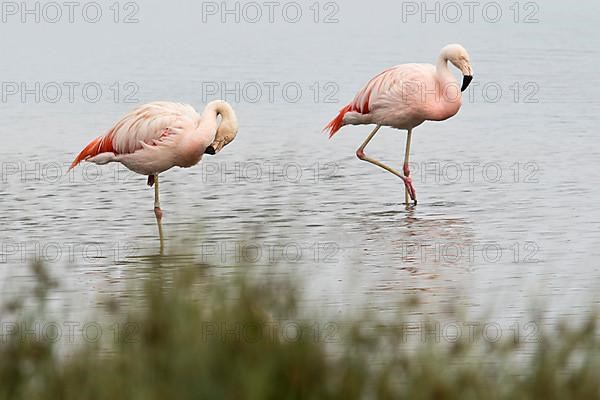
[
  {"xmin": 203, "ymin": 100, "xmax": 239, "ymax": 148},
  {"xmin": 208, "ymin": 100, "xmax": 237, "ymax": 123},
  {"xmin": 436, "ymin": 55, "xmax": 452, "ymax": 80},
  {"xmin": 182, "ymin": 104, "xmax": 219, "ymax": 156},
  {"xmin": 200, "ymin": 101, "xmax": 238, "ymax": 133},
  {"xmin": 436, "ymin": 54, "xmax": 459, "ymax": 90}
]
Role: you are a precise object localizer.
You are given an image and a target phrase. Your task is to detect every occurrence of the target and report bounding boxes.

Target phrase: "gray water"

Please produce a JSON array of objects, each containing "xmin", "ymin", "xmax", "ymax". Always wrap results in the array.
[{"xmin": 1, "ymin": 0, "xmax": 599, "ymax": 339}]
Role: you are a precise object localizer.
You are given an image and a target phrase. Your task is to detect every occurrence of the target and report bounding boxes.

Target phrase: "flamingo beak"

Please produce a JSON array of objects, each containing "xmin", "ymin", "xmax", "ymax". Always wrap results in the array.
[
  {"xmin": 204, "ymin": 145, "xmax": 216, "ymax": 155},
  {"xmin": 461, "ymin": 75, "xmax": 473, "ymax": 92}
]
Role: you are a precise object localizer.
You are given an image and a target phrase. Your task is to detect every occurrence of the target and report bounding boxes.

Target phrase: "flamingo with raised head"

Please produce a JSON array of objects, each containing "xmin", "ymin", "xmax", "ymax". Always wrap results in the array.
[
  {"xmin": 69, "ymin": 100, "xmax": 239, "ymax": 248},
  {"xmin": 325, "ymin": 44, "xmax": 474, "ymax": 206}
]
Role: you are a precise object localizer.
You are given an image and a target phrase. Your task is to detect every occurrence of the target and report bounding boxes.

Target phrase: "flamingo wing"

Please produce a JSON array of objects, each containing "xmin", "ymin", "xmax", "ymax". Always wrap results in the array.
[
  {"xmin": 348, "ymin": 66, "xmax": 403, "ymax": 115},
  {"xmin": 70, "ymin": 102, "xmax": 201, "ymax": 170},
  {"xmin": 325, "ymin": 64, "xmax": 432, "ymax": 137}
]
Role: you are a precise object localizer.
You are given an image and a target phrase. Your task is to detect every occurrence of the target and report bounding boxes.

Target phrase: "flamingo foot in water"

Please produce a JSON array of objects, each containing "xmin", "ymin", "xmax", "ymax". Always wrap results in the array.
[
  {"xmin": 404, "ymin": 176, "xmax": 417, "ymax": 205},
  {"xmin": 402, "ymin": 163, "xmax": 417, "ymax": 205}
]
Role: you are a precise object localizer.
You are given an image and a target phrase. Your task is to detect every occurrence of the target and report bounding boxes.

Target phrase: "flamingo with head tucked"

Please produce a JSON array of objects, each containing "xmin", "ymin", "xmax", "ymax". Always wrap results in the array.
[
  {"xmin": 325, "ymin": 44, "xmax": 474, "ymax": 206},
  {"xmin": 69, "ymin": 100, "xmax": 239, "ymax": 248}
]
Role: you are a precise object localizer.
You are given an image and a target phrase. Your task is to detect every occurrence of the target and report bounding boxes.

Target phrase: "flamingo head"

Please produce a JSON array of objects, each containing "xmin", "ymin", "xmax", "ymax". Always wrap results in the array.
[
  {"xmin": 443, "ymin": 44, "xmax": 474, "ymax": 92},
  {"xmin": 204, "ymin": 100, "xmax": 239, "ymax": 155},
  {"xmin": 205, "ymin": 114, "xmax": 239, "ymax": 155}
]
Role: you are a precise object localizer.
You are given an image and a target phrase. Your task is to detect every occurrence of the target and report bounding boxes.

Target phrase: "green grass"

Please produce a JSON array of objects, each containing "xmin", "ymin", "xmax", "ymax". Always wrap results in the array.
[{"xmin": 1, "ymin": 260, "xmax": 599, "ymax": 399}]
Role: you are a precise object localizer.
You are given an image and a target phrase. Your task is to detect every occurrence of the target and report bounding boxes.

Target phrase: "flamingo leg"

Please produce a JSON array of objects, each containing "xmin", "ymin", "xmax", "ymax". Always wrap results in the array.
[
  {"xmin": 356, "ymin": 125, "xmax": 417, "ymax": 205},
  {"xmin": 153, "ymin": 174, "xmax": 164, "ymax": 254},
  {"xmin": 403, "ymin": 128, "xmax": 417, "ymax": 206}
]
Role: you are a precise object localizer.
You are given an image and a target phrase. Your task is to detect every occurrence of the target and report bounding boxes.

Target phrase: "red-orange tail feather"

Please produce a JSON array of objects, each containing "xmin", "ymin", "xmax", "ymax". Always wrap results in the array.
[
  {"xmin": 69, "ymin": 134, "xmax": 115, "ymax": 171},
  {"xmin": 324, "ymin": 104, "xmax": 352, "ymax": 139}
]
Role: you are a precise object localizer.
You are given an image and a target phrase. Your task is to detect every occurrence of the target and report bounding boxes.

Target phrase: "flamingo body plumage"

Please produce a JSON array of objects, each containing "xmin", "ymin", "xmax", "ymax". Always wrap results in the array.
[{"xmin": 70, "ymin": 100, "xmax": 238, "ymax": 176}]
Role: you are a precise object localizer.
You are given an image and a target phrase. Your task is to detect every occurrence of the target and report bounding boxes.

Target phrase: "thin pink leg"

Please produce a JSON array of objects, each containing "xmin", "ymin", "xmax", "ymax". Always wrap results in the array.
[
  {"xmin": 153, "ymin": 174, "xmax": 164, "ymax": 254},
  {"xmin": 356, "ymin": 125, "xmax": 417, "ymax": 206},
  {"xmin": 403, "ymin": 129, "xmax": 417, "ymax": 205}
]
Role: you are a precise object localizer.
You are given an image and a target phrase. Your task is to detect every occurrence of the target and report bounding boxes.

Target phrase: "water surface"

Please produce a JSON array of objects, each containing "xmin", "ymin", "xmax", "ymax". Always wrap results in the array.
[{"xmin": 1, "ymin": 1, "xmax": 599, "ymax": 336}]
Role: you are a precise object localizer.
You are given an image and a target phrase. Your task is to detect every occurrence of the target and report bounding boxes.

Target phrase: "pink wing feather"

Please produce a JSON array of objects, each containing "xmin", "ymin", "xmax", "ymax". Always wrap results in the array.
[
  {"xmin": 324, "ymin": 67, "xmax": 398, "ymax": 138},
  {"xmin": 324, "ymin": 64, "xmax": 430, "ymax": 137},
  {"xmin": 70, "ymin": 102, "xmax": 201, "ymax": 170}
]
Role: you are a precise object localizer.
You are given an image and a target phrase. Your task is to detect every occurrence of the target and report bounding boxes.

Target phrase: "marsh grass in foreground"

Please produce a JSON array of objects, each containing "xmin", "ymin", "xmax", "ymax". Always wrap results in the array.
[{"xmin": 0, "ymin": 260, "xmax": 599, "ymax": 399}]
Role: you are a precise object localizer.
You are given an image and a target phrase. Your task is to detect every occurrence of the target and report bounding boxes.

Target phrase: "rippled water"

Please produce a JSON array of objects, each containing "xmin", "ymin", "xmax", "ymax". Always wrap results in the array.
[{"xmin": 1, "ymin": 1, "xmax": 599, "ymax": 331}]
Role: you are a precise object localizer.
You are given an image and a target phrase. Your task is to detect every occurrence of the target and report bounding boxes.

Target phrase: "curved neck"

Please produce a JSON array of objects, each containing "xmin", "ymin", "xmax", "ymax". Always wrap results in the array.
[
  {"xmin": 436, "ymin": 54, "xmax": 449, "ymax": 72},
  {"xmin": 436, "ymin": 53, "xmax": 455, "ymax": 85},
  {"xmin": 201, "ymin": 100, "xmax": 238, "ymax": 129}
]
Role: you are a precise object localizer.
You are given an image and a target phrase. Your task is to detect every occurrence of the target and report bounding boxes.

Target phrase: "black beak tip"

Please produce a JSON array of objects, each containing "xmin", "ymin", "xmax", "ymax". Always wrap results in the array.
[
  {"xmin": 204, "ymin": 145, "xmax": 216, "ymax": 155},
  {"xmin": 461, "ymin": 75, "xmax": 474, "ymax": 92}
]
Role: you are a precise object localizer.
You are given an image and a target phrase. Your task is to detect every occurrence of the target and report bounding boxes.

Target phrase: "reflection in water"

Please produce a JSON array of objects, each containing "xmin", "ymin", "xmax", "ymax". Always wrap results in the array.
[{"xmin": 360, "ymin": 208, "xmax": 475, "ymax": 270}]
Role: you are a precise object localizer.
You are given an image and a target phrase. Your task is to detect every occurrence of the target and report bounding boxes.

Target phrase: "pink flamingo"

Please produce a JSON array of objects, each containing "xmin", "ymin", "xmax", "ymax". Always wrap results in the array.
[
  {"xmin": 69, "ymin": 100, "xmax": 239, "ymax": 248},
  {"xmin": 325, "ymin": 44, "xmax": 474, "ymax": 206}
]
